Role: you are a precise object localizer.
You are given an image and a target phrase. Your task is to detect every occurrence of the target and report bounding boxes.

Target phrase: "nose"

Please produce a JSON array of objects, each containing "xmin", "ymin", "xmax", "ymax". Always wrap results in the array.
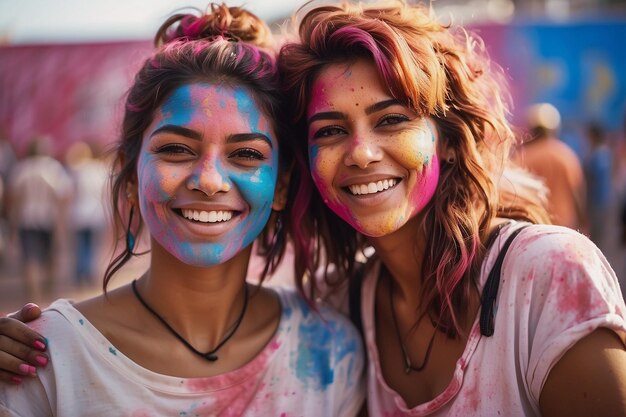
[
  {"xmin": 186, "ymin": 156, "xmax": 231, "ymax": 195},
  {"xmin": 343, "ymin": 134, "xmax": 383, "ymax": 169}
]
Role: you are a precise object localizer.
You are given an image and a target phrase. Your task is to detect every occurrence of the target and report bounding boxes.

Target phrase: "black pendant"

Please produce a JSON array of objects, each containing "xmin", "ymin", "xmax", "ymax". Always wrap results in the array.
[{"xmin": 205, "ymin": 353, "xmax": 218, "ymax": 361}]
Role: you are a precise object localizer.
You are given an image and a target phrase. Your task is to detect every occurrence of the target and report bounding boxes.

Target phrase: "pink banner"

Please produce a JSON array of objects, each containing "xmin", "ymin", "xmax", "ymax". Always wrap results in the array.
[{"xmin": 0, "ymin": 41, "xmax": 152, "ymax": 157}]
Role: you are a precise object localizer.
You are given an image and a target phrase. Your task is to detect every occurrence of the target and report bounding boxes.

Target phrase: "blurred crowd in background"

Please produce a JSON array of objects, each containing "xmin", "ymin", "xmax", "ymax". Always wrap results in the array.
[{"xmin": 0, "ymin": 0, "xmax": 626, "ymax": 313}]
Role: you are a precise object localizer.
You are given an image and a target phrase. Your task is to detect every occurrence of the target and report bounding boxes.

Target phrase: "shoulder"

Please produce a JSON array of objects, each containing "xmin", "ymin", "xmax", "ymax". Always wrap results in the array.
[
  {"xmin": 30, "ymin": 299, "xmax": 77, "ymax": 331},
  {"xmin": 276, "ymin": 286, "xmax": 359, "ymax": 332},
  {"xmin": 27, "ymin": 300, "xmax": 91, "ymax": 359},
  {"xmin": 504, "ymin": 223, "xmax": 606, "ymax": 271},
  {"xmin": 26, "ymin": 299, "xmax": 93, "ymax": 347},
  {"xmin": 498, "ymin": 223, "xmax": 624, "ymax": 318},
  {"xmin": 272, "ymin": 286, "xmax": 365, "ymax": 397},
  {"xmin": 275, "ymin": 286, "xmax": 364, "ymax": 355}
]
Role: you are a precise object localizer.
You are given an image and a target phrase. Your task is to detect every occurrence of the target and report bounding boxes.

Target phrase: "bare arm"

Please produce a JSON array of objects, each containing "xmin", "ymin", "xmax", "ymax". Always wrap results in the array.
[
  {"xmin": 540, "ymin": 327, "xmax": 626, "ymax": 416},
  {"xmin": 0, "ymin": 303, "xmax": 47, "ymax": 384}
]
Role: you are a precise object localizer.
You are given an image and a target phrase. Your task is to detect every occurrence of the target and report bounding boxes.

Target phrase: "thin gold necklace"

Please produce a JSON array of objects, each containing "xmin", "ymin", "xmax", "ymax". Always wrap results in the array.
[
  {"xmin": 131, "ymin": 280, "xmax": 249, "ymax": 362},
  {"xmin": 387, "ymin": 273, "xmax": 438, "ymax": 374}
]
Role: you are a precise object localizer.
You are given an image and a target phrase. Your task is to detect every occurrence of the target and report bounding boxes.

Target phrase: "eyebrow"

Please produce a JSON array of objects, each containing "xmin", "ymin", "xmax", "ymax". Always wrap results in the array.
[
  {"xmin": 307, "ymin": 99, "xmax": 402, "ymax": 125},
  {"xmin": 365, "ymin": 99, "xmax": 401, "ymax": 115},
  {"xmin": 307, "ymin": 111, "xmax": 344, "ymax": 125},
  {"xmin": 151, "ymin": 125, "xmax": 272, "ymax": 149},
  {"xmin": 227, "ymin": 133, "xmax": 273, "ymax": 149},
  {"xmin": 150, "ymin": 125, "xmax": 202, "ymax": 141}
]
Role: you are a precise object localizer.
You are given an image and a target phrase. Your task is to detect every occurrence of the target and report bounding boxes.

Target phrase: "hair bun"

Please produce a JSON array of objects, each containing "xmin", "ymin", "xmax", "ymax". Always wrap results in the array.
[{"xmin": 154, "ymin": 2, "xmax": 273, "ymax": 49}]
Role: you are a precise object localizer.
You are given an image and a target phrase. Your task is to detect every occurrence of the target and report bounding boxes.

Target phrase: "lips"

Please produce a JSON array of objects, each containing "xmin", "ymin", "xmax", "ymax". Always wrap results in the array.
[
  {"xmin": 179, "ymin": 208, "xmax": 234, "ymax": 223},
  {"xmin": 347, "ymin": 178, "xmax": 398, "ymax": 196}
]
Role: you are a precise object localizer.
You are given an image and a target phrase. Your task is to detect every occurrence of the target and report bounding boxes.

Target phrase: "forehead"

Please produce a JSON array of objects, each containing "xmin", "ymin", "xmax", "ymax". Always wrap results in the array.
[
  {"xmin": 160, "ymin": 83, "xmax": 266, "ymax": 119},
  {"xmin": 307, "ymin": 59, "xmax": 392, "ymax": 114}
]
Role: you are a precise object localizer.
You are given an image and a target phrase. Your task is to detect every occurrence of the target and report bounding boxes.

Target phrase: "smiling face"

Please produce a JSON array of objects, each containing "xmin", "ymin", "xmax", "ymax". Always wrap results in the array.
[
  {"xmin": 136, "ymin": 83, "xmax": 279, "ymax": 266},
  {"xmin": 306, "ymin": 59, "xmax": 440, "ymax": 237}
]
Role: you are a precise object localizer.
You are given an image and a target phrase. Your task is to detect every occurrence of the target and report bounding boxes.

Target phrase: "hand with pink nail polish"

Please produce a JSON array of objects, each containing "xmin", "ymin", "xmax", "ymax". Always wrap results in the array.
[{"xmin": 0, "ymin": 303, "xmax": 46, "ymax": 384}]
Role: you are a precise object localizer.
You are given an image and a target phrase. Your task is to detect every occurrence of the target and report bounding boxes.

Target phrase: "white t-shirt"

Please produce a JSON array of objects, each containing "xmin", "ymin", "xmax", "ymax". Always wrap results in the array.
[
  {"xmin": 361, "ymin": 222, "xmax": 626, "ymax": 416},
  {"xmin": 0, "ymin": 287, "xmax": 365, "ymax": 417}
]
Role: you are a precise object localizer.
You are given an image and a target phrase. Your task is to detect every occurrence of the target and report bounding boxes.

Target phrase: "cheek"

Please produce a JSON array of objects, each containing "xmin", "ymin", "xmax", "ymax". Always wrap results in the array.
[
  {"xmin": 138, "ymin": 158, "xmax": 178, "ymax": 203},
  {"xmin": 309, "ymin": 144, "xmax": 338, "ymax": 197},
  {"xmin": 395, "ymin": 129, "xmax": 436, "ymax": 168},
  {"xmin": 232, "ymin": 165, "xmax": 277, "ymax": 210},
  {"xmin": 396, "ymin": 128, "xmax": 439, "ymax": 212}
]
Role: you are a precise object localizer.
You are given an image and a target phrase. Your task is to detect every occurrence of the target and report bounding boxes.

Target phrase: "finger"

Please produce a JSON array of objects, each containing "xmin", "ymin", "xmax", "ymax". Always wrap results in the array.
[
  {"xmin": 0, "ymin": 348, "xmax": 40, "ymax": 384},
  {"xmin": 0, "ymin": 317, "xmax": 47, "ymax": 355},
  {"xmin": 8, "ymin": 303, "xmax": 42, "ymax": 323},
  {"xmin": 0, "ymin": 333, "xmax": 49, "ymax": 369},
  {"xmin": 0, "ymin": 369, "xmax": 25, "ymax": 385}
]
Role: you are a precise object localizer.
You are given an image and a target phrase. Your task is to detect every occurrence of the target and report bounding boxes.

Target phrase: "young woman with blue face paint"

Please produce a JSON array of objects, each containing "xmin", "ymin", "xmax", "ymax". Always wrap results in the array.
[
  {"xmin": 278, "ymin": 1, "xmax": 626, "ymax": 416},
  {"xmin": 0, "ymin": 4, "xmax": 364, "ymax": 416}
]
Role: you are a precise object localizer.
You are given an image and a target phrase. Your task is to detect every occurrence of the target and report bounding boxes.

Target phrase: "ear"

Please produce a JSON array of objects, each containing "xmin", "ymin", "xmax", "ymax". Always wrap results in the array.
[
  {"xmin": 272, "ymin": 169, "xmax": 291, "ymax": 211},
  {"xmin": 126, "ymin": 181, "xmax": 139, "ymax": 206}
]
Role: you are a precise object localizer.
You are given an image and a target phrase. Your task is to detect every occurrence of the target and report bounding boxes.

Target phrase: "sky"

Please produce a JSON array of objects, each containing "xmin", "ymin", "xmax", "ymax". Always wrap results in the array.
[{"xmin": 0, "ymin": 0, "xmax": 303, "ymax": 44}]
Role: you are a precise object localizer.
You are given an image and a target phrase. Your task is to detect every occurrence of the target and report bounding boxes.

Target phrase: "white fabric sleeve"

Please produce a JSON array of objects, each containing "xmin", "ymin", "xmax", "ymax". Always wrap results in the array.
[{"xmin": 512, "ymin": 228, "xmax": 626, "ymax": 403}]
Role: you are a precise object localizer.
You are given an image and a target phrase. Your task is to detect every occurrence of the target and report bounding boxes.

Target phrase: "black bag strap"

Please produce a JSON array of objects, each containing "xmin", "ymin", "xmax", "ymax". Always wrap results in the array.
[
  {"xmin": 480, "ymin": 225, "xmax": 529, "ymax": 336},
  {"xmin": 349, "ymin": 262, "xmax": 366, "ymax": 336}
]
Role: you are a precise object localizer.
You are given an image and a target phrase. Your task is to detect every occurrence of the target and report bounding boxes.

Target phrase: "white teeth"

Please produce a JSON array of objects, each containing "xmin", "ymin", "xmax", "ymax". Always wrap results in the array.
[
  {"xmin": 181, "ymin": 209, "xmax": 233, "ymax": 223},
  {"xmin": 349, "ymin": 178, "xmax": 397, "ymax": 196}
]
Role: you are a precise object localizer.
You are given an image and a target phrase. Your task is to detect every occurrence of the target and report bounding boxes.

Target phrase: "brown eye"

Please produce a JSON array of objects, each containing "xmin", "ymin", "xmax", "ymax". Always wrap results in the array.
[
  {"xmin": 155, "ymin": 144, "xmax": 193, "ymax": 155},
  {"xmin": 377, "ymin": 114, "xmax": 409, "ymax": 127},
  {"xmin": 313, "ymin": 125, "xmax": 346, "ymax": 139},
  {"xmin": 229, "ymin": 148, "xmax": 266, "ymax": 161}
]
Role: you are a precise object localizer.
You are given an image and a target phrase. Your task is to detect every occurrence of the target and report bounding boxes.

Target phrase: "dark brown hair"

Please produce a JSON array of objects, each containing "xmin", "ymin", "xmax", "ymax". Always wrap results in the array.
[{"xmin": 103, "ymin": 3, "xmax": 290, "ymax": 290}]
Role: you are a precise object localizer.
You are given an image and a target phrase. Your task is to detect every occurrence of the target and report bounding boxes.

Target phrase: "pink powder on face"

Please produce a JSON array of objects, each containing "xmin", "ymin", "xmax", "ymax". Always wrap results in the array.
[{"xmin": 406, "ymin": 155, "xmax": 439, "ymax": 219}]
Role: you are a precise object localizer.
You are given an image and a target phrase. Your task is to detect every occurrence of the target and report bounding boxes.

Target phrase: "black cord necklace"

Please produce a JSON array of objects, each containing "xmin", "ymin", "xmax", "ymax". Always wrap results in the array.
[
  {"xmin": 131, "ymin": 279, "xmax": 249, "ymax": 362},
  {"xmin": 387, "ymin": 273, "xmax": 438, "ymax": 374}
]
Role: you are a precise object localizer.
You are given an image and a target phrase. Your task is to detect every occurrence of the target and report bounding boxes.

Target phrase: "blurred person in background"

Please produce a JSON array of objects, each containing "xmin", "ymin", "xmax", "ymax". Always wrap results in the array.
[
  {"xmin": 0, "ymin": 129, "xmax": 17, "ymax": 266},
  {"xmin": 583, "ymin": 121, "xmax": 613, "ymax": 252},
  {"xmin": 64, "ymin": 140, "xmax": 110, "ymax": 288},
  {"xmin": 513, "ymin": 103, "xmax": 588, "ymax": 232},
  {"xmin": 6, "ymin": 136, "xmax": 72, "ymax": 301}
]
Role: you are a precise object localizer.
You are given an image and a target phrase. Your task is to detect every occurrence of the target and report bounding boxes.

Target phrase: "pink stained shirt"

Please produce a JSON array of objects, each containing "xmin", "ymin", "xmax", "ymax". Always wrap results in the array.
[{"xmin": 361, "ymin": 222, "xmax": 626, "ymax": 416}]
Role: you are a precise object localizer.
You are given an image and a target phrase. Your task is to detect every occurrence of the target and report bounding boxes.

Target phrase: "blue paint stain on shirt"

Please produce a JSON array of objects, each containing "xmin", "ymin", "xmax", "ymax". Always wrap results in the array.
[
  {"xmin": 109, "ymin": 347, "xmax": 117, "ymax": 355},
  {"xmin": 293, "ymin": 296, "xmax": 338, "ymax": 390},
  {"xmin": 79, "ymin": 319, "xmax": 84, "ymax": 325}
]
